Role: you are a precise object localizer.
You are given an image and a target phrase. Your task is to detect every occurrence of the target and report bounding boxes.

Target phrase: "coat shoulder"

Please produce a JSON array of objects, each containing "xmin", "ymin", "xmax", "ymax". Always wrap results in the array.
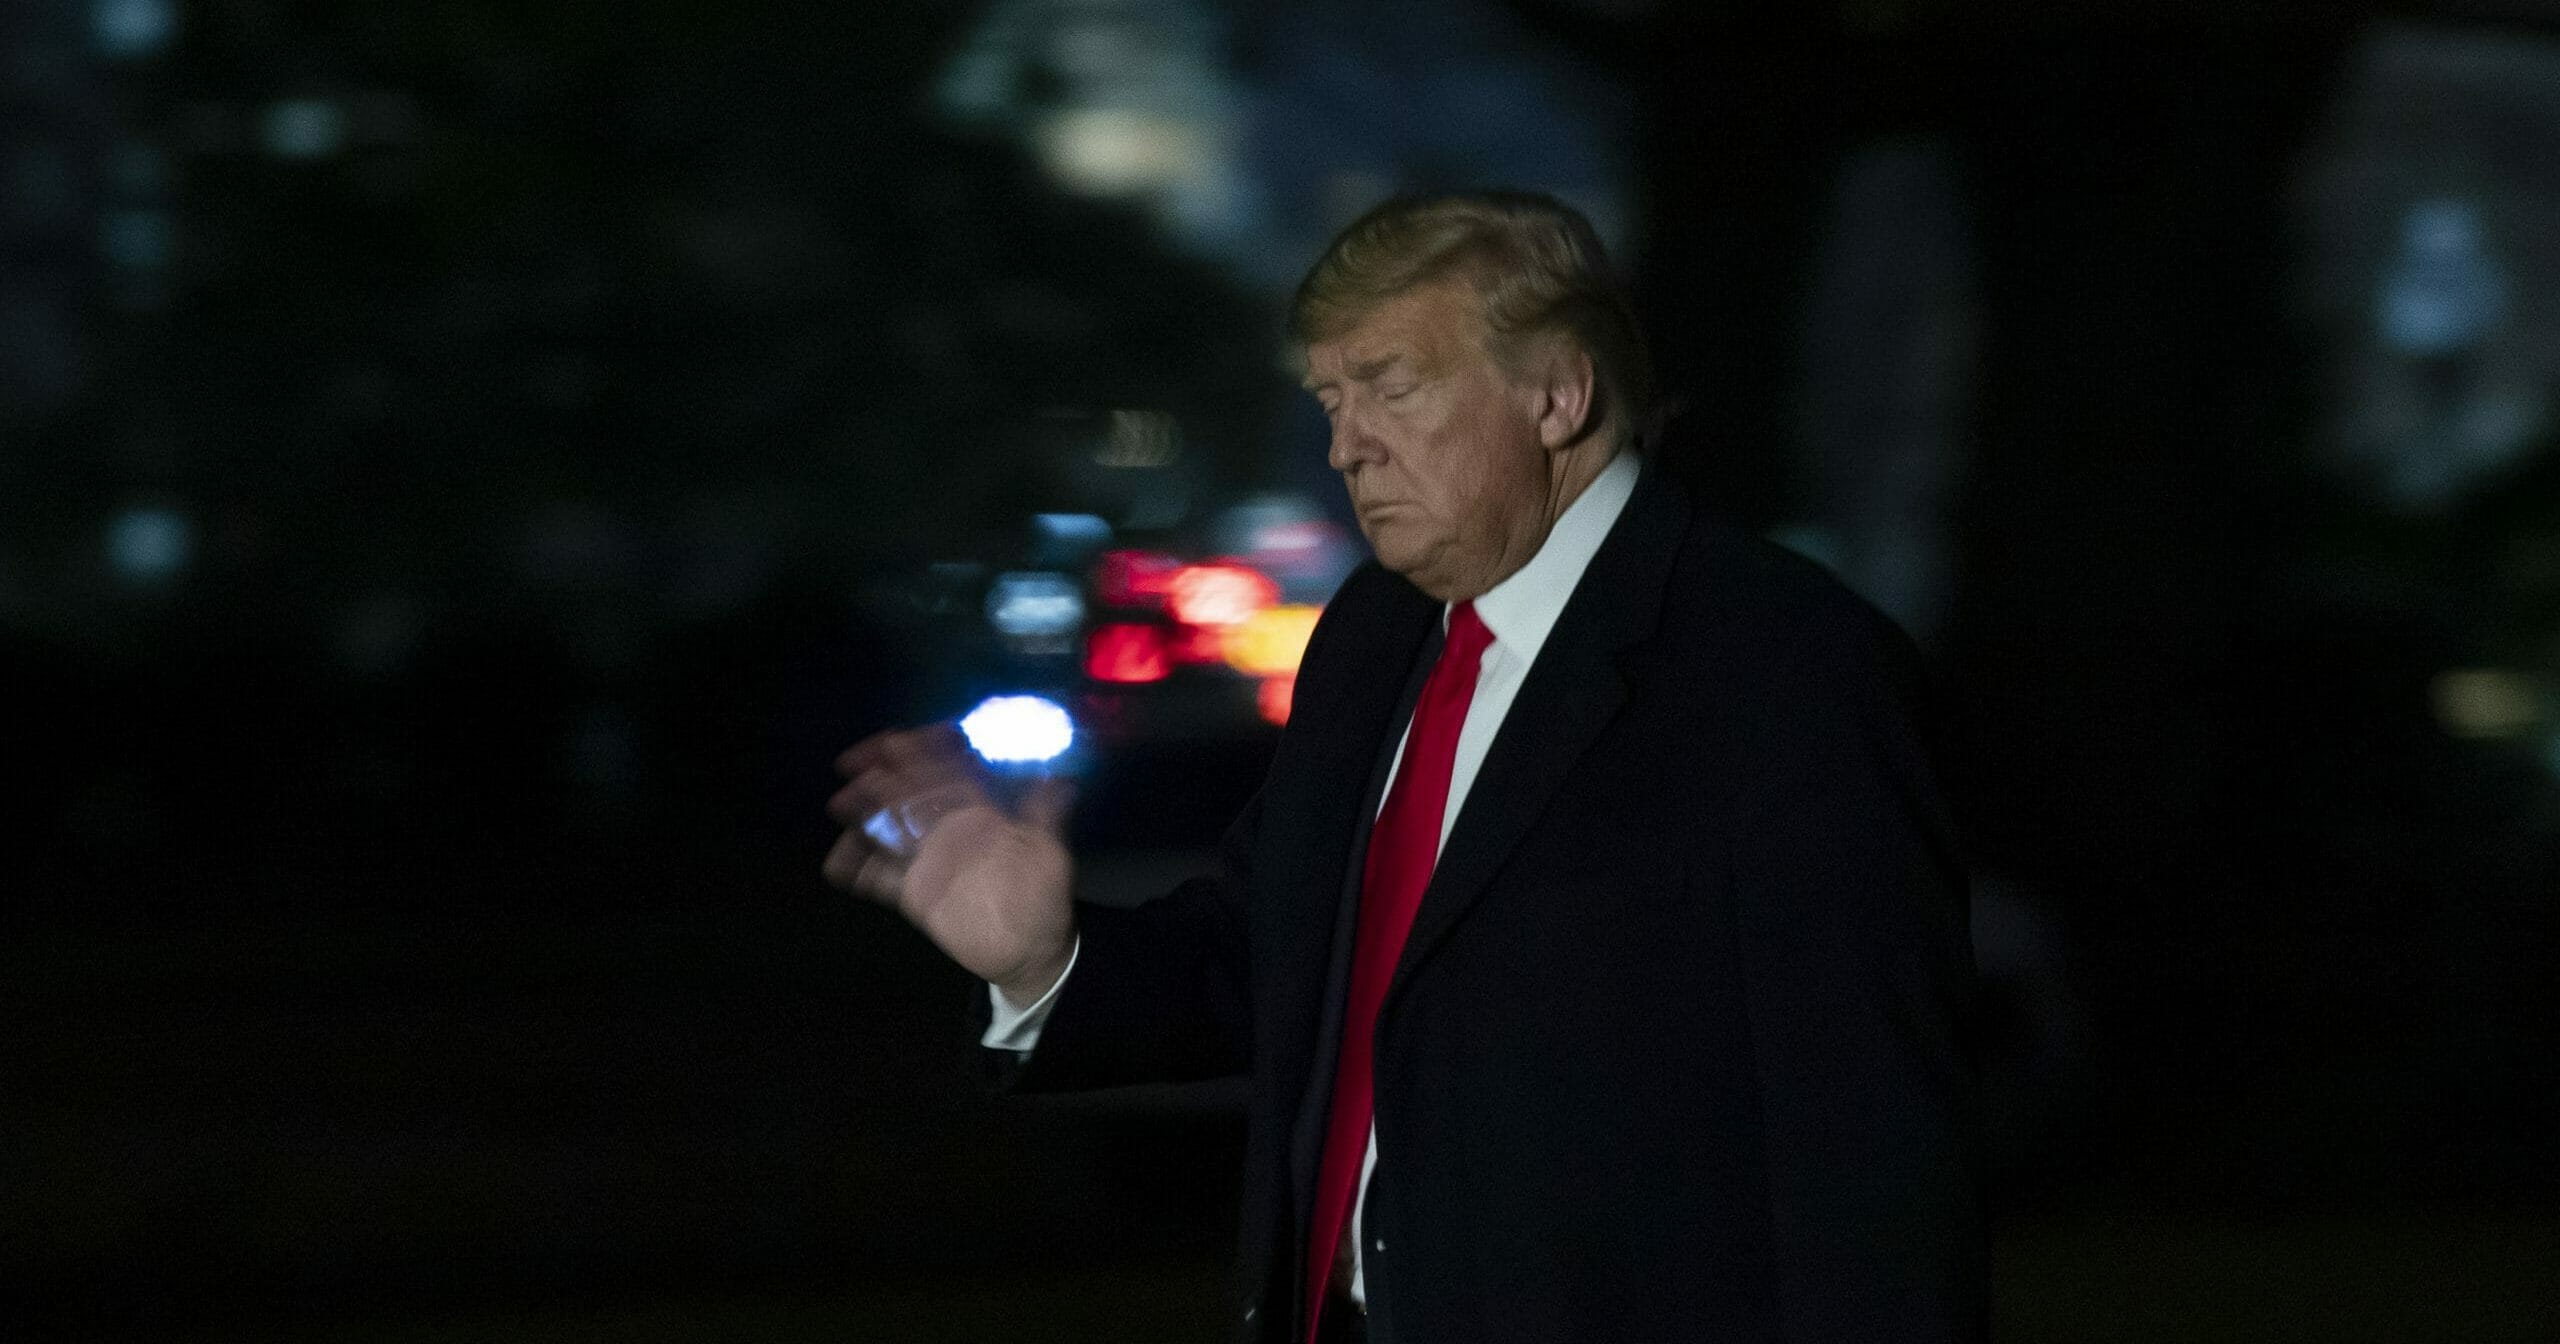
[
  {"xmin": 1665, "ymin": 516, "xmax": 1928, "ymax": 705},
  {"xmin": 1297, "ymin": 560, "xmax": 1429, "ymax": 671}
]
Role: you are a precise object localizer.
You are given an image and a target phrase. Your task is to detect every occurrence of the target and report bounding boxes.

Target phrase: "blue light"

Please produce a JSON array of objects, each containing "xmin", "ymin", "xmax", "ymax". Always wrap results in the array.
[
  {"xmin": 106, "ymin": 506, "xmax": 192, "ymax": 585},
  {"xmin": 94, "ymin": 0, "xmax": 178, "ymax": 60},
  {"xmin": 100, "ymin": 210, "xmax": 174, "ymax": 270},
  {"xmin": 1034, "ymin": 512, "xmax": 1111, "ymax": 543},
  {"xmin": 1031, "ymin": 513, "xmax": 1112, "ymax": 566},
  {"xmin": 2378, "ymin": 197, "xmax": 2506, "ymax": 357},
  {"xmin": 262, "ymin": 100, "xmax": 348, "ymax": 160},
  {"xmin": 961, "ymin": 695, "xmax": 1075, "ymax": 764},
  {"xmin": 986, "ymin": 571, "xmax": 1084, "ymax": 637}
]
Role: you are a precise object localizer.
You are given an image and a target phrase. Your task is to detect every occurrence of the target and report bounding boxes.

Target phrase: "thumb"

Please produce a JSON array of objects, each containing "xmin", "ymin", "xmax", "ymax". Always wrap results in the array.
[{"xmin": 1018, "ymin": 776, "xmax": 1078, "ymax": 835}]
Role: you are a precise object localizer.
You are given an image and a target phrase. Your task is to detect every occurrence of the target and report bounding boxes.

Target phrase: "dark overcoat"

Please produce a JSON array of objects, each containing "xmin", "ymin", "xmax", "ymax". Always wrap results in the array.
[{"xmin": 999, "ymin": 461, "xmax": 1986, "ymax": 1343}]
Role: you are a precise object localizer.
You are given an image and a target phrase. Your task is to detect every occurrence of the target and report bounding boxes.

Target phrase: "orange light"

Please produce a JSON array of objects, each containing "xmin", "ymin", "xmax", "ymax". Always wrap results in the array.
[
  {"xmin": 1221, "ymin": 604, "xmax": 1322, "ymax": 678},
  {"xmin": 1086, "ymin": 623, "xmax": 1170, "ymax": 683},
  {"xmin": 1095, "ymin": 549, "xmax": 1181, "ymax": 607},
  {"xmin": 1257, "ymin": 675, "xmax": 1295, "ymax": 725},
  {"xmin": 1166, "ymin": 562, "xmax": 1278, "ymax": 628}
]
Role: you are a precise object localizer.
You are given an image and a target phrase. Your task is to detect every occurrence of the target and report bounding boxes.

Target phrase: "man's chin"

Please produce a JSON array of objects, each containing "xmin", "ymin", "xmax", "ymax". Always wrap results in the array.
[
  {"xmin": 1365, "ymin": 528, "xmax": 1424, "ymax": 575},
  {"xmin": 1375, "ymin": 544, "xmax": 1464, "ymax": 599}
]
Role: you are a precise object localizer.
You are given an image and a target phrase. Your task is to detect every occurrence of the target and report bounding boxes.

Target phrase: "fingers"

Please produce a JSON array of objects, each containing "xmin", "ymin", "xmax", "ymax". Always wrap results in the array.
[
  {"xmin": 829, "ymin": 722, "xmax": 991, "ymax": 826},
  {"xmin": 826, "ymin": 727, "xmax": 991, "ymax": 829},
  {"xmin": 821, "ymin": 829, "xmax": 906, "ymax": 904},
  {"xmin": 853, "ymin": 850, "xmax": 904, "ymax": 903},
  {"xmin": 826, "ymin": 722, "xmax": 993, "ymax": 904},
  {"xmin": 826, "ymin": 768, "xmax": 975, "ymax": 835},
  {"xmin": 826, "ymin": 772, "xmax": 889, "ymax": 828},
  {"xmin": 826, "ymin": 723, "xmax": 1073, "ymax": 909},
  {"xmin": 834, "ymin": 721, "xmax": 974, "ymax": 778},
  {"xmin": 821, "ymin": 828, "xmax": 870, "ymax": 889}
]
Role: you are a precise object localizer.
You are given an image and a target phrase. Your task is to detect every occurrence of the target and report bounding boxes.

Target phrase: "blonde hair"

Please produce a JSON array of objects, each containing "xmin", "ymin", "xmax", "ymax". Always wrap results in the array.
[{"xmin": 1289, "ymin": 191, "xmax": 1655, "ymax": 450}]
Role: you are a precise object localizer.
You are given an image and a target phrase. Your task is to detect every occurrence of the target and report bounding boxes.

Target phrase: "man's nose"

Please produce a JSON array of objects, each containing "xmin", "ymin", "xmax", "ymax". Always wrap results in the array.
[{"xmin": 1327, "ymin": 414, "xmax": 1383, "ymax": 472}]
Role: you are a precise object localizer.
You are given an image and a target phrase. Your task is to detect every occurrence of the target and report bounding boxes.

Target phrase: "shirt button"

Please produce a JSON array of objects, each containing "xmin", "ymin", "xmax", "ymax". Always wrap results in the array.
[{"xmin": 1373, "ymin": 1238, "xmax": 1386, "ymax": 1253}]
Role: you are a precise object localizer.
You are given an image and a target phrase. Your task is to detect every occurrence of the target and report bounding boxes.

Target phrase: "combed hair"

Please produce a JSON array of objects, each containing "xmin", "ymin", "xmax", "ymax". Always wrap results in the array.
[{"xmin": 1288, "ymin": 191, "xmax": 1656, "ymax": 450}]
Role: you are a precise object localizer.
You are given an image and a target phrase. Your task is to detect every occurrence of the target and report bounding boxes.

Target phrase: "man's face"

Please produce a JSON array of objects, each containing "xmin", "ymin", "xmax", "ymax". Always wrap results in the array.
[{"xmin": 1301, "ymin": 280, "xmax": 1554, "ymax": 601}]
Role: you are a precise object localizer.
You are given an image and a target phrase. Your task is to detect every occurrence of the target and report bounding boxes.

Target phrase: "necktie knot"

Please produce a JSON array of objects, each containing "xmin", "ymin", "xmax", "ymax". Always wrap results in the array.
[{"xmin": 1444, "ymin": 600, "xmax": 1493, "ymax": 668}]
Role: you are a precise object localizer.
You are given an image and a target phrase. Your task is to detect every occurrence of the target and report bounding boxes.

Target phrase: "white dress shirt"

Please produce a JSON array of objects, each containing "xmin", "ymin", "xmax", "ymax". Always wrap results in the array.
[{"xmin": 983, "ymin": 448, "xmax": 1642, "ymax": 1307}]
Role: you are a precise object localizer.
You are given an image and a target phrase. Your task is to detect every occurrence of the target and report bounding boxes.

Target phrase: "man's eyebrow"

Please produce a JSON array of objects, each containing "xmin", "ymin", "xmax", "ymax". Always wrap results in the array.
[
  {"xmin": 1300, "ymin": 351, "xmax": 1409, "ymax": 393},
  {"xmin": 1350, "ymin": 353, "xmax": 1404, "ymax": 381}
]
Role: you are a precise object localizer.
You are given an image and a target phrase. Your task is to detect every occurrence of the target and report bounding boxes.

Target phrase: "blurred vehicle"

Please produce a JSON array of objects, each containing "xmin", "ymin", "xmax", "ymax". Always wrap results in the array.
[
  {"xmin": 879, "ymin": 487, "xmax": 1362, "ymax": 845},
  {"xmin": 1078, "ymin": 499, "xmax": 1356, "ymax": 738}
]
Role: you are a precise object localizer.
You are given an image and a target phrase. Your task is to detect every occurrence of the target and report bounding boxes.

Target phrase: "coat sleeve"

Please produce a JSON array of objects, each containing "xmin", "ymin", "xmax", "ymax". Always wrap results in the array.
[
  {"xmin": 1730, "ymin": 605, "xmax": 1989, "ymax": 1342},
  {"xmin": 980, "ymin": 786, "xmax": 1261, "ymax": 1092}
]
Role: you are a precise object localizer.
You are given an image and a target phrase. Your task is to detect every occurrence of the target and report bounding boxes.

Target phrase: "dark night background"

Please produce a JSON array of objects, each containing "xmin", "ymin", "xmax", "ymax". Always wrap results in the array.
[{"xmin": 10, "ymin": 1, "xmax": 2560, "ymax": 1339}]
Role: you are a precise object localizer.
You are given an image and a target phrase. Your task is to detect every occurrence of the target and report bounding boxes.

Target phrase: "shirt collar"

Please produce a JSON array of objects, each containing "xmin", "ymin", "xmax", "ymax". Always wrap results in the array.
[{"xmin": 1463, "ymin": 448, "xmax": 1641, "ymax": 664}]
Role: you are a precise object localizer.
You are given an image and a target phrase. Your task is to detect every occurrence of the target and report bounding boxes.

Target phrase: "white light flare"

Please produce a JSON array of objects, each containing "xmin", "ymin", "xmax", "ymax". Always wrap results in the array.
[{"xmin": 961, "ymin": 694, "xmax": 1076, "ymax": 765}]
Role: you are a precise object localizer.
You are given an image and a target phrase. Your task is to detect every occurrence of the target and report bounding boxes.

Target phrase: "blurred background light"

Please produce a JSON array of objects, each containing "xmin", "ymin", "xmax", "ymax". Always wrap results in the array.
[
  {"xmin": 986, "ymin": 571, "xmax": 1084, "ymax": 637},
  {"xmin": 1256, "ymin": 674, "xmax": 1294, "ymax": 726},
  {"xmin": 1035, "ymin": 107, "xmax": 1206, "ymax": 198},
  {"xmin": 2431, "ymin": 668, "xmax": 2542, "ymax": 739},
  {"xmin": 1221, "ymin": 603, "xmax": 1318, "ymax": 678},
  {"xmin": 1033, "ymin": 513, "xmax": 1112, "ymax": 547},
  {"xmin": 2378, "ymin": 198, "xmax": 2507, "ymax": 356},
  {"xmin": 1094, "ymin": 548, "xmax": 1180, "ymax": 608},
  {"xmin": 1097, "ymin": 408, "xmax": 1182, "ymax": 468},
  {"xmin": 1170, "ymin": 621, "xmax": 1225, "ymax": 665},
  {"xmin": 961, "ymin": 694, "xmax": 1075, "ymax": 764},
  {"xmin": 2303, "ymin": 27, "xmax": 2559, "ymax": 518},
  {"xmin": 1164, "ymin": 562, "xmax": 1274, "ymax": 628},
  {"xmin": 1086, "ymin": 622, "xmax": 1170, "ymax": 684},
  {"xmin": 261, "ymin": 99, "xmax": 348, "ymax": 160},
  {"xmin": 1029, "ymin": 512, "xmax": 1113, "ymax": 568},
  {"xmin": 92, "ymin": 0, "xmax": 178, "ymax": 60},
  {"xmin": 99, "ymin": 210, "xmax": 172, "ymax": 270},
  {"xmin": 936, "ymin": 0, "xmax": 1248, "ymax": 255},
  {"xmin": 104, "ymin": 506, "xmax": 193, "ymax": 586},
  {"xmin": 1213, "ymin": 493, "xmax": 1357, "ymax": 597}
]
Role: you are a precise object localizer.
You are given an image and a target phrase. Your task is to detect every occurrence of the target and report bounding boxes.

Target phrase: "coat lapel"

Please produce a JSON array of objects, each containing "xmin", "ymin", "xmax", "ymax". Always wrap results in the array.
[{"xmin": 1386, "ymin": 460, "xmax": 1693, "ymax": 1007}]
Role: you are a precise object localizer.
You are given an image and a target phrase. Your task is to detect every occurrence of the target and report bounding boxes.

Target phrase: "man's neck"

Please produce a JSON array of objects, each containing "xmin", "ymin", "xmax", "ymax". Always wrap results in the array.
[
  {"xmin": 1443, "ymin": 439, "xmax": 1625, "ymax": 603},
  {"xmin": 1539, "ymin": 439, "xmax": 1621, "ymax": 534}
]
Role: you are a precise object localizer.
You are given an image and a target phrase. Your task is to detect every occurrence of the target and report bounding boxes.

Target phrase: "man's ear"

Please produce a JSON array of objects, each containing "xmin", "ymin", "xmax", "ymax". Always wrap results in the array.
[{"xmin": 1534, "ymin": 341, "xmax": 1599, "ymax": 452}]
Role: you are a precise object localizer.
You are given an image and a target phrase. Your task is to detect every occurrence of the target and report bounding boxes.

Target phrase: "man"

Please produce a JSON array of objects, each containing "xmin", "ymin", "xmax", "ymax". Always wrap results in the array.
[{"xmin": 826, "ymin": 192, "xmax": 1985, "ymax": 1343}]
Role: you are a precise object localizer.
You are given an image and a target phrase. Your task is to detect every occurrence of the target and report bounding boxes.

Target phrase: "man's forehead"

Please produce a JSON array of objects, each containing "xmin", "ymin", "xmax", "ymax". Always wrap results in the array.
[{"xmin": 1302, "ymin": 283, "xmax": 1475, "ymax": 381}]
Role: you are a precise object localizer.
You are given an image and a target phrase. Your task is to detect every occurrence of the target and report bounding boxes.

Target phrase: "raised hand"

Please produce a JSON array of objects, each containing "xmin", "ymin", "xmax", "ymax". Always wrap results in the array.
[{"xmin": 823, "ymin": 723, "xmax": 1077, "ymax": 1002}]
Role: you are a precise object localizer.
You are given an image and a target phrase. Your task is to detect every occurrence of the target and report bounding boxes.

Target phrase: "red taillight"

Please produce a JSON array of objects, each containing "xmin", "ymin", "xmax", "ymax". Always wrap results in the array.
[
  {"xmin": 1257, "ymin": 676, "xmax": 1295, "ymax": 725},
  {"xmin": 1166, "ymin": 561, "xmax": 1278, "ymax": 628},
  {"xmin": 1169, "ymin": 623, "xmax": 1227, "ymax": 665},
  {"xmin": 1086, "ymin": 623, "xmax": 1170, "ymax": 683},
  {"xmin": 1095, "ymin": 549, "xmax": 1182, "ymax": 607}
]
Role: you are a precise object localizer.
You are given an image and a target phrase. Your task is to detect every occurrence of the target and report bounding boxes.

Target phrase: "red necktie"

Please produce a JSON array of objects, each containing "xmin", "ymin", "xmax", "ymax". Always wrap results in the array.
[{"xmin": 1304, "ymin": 600, "xmax": 1495, "ymax": 1337}]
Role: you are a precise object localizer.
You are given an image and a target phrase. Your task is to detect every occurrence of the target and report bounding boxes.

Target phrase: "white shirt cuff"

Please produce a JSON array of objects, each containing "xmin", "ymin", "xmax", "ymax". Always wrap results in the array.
[{"xmin": 979, "ymin": 934, "xmax": 1079, "ymax": 1054}]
